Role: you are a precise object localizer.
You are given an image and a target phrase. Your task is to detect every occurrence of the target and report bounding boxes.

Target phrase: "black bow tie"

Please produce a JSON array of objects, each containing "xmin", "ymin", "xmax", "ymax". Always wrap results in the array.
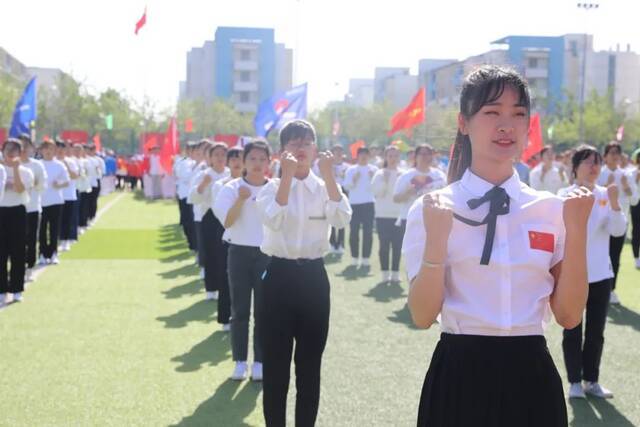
[{"xmin": 453, "ymin": 186, "xmax": 510, "ymax": 265}]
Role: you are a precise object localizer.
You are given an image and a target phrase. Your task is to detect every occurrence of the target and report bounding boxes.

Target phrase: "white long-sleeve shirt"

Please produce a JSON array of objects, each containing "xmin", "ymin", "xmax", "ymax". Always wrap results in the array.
[
  {"xmin": 62, "ymin": 157, "xmax": 79, "ymax": 201},
  {"xmin": 213, "ymin": 177, "xmax": 269, "ymax": 247},
  {"xmin": 530, "ymin": 164, "xmax": 566, "ymax": 195},
  {"xmin": 558, "ymin": 184, "xmax": 627, "ymax": 283},
  {"xmin": 371, "ymin": 168, "xmax": 402, "ymax": 219},
  {"xmin": 257, "ymin": 172, "xmax": 352, "ymax": 259},
  {"xmin": 598, "ymin": 166, "xmax": 640, "ymax": 214},
  {"xmin": 188, "ymin": 167, "xmax": 230, "ymax": 221},
  {"xmin": 22, "ymin": 159, "xmax": 47, "ymax": 213},
  {"xmin": 0, "ymin": 165, "xmax": 6, "ymax": 202},
  {"xmin": 343, "ymin": 164, "xmax": 378, "ymax": 204},
  {"xmin": 176, "ymin": 158, "xmax": 196, "ymax": 200}
]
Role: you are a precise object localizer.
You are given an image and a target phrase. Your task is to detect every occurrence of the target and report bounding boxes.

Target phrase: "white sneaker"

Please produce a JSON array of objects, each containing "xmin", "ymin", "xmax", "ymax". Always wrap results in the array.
[
  {"xmin": 200, "ymin": 268, "xmax": 205, "ymax": 279},
  {"xmin": 391, "ymin": 271, "xmax": 401, "ymax": 283},
  {"xmin": 381, "ymin": 271, "xmax": 391, "ymax": 282},
  {"xmin": 568, "ymin": 382, "xmax": 586, "ymax": 399},
  {"xmin": 361, "ymin": 258, "xmax": 371, "ymax": 267},
  {"xmin": 609, "ymin": 292, "xmax": 620, "ymax": 305},
  {"xmin": 635, "ymin": 258, "xmax": 640, "ymax": 269},
  {"xmin": 25, "ymin": 269, "xmax": 34, "ymax": 283},
  {"xmin": 13, "ymin": 292, "xmax": 23, "ymax": 302},
  {"xmin": 51, "ymin": 255, "xmax": 60, "ymax": 265},
  {"xmin": 212, "ymin": 291, "xmax": 219, "ymax": 300},
  {"xmin": 336, "ymin": 246, "xmax": 345, "ymax": 255},
  {"xmin": 205, "ymin": 291, "xmax": 215, "ymax": 301},
  {"xmin": 38, "ymin": 255, "xmax": 47, "ymax": 266},
  {"xmin": 251, "ymin": 362, "xmax": 263, "ymax": 381},
  {"xmin": 0, "ymin": 293, "xmax": 7, "ymax": 305},
  {"xmin": 222, "ymin": 323, "xmax": 231, "ymax": 332},
  {"xmin": 65, "ymin": 241, "xmax": 72, "ymax": 251},
  {"xmin": 350, "ymin": 259, "xmax": 360, "ymax": 268},
  {"xmin": 584, "ymin": 382, "xmax": 613, "ymax": 398},
  {"xmin": 231, "ymin": 361, "xmax": 248, "ymax": 381}
]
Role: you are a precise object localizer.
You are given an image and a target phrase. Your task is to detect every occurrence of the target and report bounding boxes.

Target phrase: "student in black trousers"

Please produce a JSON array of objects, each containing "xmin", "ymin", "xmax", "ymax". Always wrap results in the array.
[
  {"xmin": 0, "ymin": 139, "xmax": 34, "ymax": 303},
  {"xmin": 257, "ymin": 120, "xmax": 352, "ymax": 426}
]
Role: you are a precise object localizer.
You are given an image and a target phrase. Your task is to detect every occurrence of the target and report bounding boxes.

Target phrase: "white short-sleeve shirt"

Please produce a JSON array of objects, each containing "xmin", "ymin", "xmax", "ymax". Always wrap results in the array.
[
  {"xmin": 402, "ymin": 169, "xmax": 566, "ymax": 336},
  {"xmin": 22, "ymin": 159, "xmax": 47, "ymax": 213},
  {"xmin": 41, "ymin": 159, "xmax": 70, "ymax": 207}
]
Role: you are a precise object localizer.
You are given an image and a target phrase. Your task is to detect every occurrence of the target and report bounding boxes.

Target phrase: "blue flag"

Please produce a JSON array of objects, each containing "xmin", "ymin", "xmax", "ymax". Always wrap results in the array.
[
  {"xmin": 9, "ymin": 77, "xmax": 37, "ymax": 138},
  {"xmin": 254, "ymin": 83, "xmax": 307, "ymax": 137}
]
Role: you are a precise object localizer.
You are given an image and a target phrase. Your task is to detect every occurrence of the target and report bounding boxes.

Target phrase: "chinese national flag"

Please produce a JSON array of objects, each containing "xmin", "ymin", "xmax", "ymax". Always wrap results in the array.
[
  {"xmin": 142, "ymin": 134, "xmax": 158, "ymax": 153},
  {"xmin": 160, "ymin": 117, "xmax": 179, "ymax": 174},
  {"xmin": 135, "ymin": 7, "xmax": 147, "ymax": 35},
  {"xmin": 522, "ymin": 113, "xmax": 543, "ymax": 163},
  {"xmin": 528, "ymin": 230, "xmax": 554, "ymax": 253},
  {"xmin": 93, "ymin": 133, "xmax": 102, "ymax": 153},
  {"xmin": 388, "ymin": 87, "xmax": 425, "ymax": 136}
]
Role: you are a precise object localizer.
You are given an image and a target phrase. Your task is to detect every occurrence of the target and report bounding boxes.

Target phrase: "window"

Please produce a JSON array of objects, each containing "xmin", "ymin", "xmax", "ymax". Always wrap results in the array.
[
  {"xmin": 241, "ymin": 49, "xmax": 251, "ymax": 60},
  {"xmin": 241, "ymin": 71, "xmax": 250, "ymax": 82},
  {"xmin": 528, "ymin": 57, "xmax": 538, "ymax": 68},
  {"xmin": 240, "ymin": 92, "xmax": 250, "ymax": 103}
]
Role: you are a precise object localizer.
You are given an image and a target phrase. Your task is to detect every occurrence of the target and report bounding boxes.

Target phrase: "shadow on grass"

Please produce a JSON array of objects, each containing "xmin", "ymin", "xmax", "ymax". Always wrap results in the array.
[
  {"xmin": 163, "ymin": 279, "xmax": 202, "ymax": 299},
  {"xmin": 323, "ymin": 253, "xmax": 343, "ymax": 265},
  {"xmin": 160, "ymin": 251, "xmax": 196, "ymax": 264},
  {"xmin": 171, "ymin": 330, "xmax": 231, "ymax": 372},
  {"xmin": 607, "ymin": 305, "xmax": 640, "ymax": 332},
  {"xmin": 387, "ymin": 303, "xmax": 419, "ymax": 330},
  {"xmin": 159, "ymin": 263, "xmax": 199, "ymax": 279},
  {"xmin": 364, "ymin": 281, "xmax": 406, "ymax": 303},
  {"xmin": 569, "ymin": 397, "xmax": 636, "ymax": 426},
  {"xmin": 171, "ymin": 380, "xmax": 261, "ymax": 427},
  {"xmin": 335, "ymin": 265, "xmax": 372, "ymax": 281},
  {"xmin": 133, "ymin": 190, "xmax": 176, "ymax": 205},
  {"xmin": 156, "ymin": 299, "xmax": 217, "ymax": 328}
]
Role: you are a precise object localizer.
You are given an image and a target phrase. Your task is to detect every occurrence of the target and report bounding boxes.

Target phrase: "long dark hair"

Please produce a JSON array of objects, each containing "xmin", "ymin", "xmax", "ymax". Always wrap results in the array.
[
  {"xmin": 447, "ymin": 65, "xmax": 531, "ymax": 184},
  {"xmin": 571, "ymin": 144, "xmax": 602, "ymax": 179}
]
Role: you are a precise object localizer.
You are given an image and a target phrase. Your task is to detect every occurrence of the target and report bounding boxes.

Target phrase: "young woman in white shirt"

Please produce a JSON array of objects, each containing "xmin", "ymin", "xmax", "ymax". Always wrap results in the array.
[
  {"xmin": 530, "ymin": 145, "xmax": 567, "ymax": 194},
  {"xmin": 393, "ymin": 144, "xmax": 447, "ymax": 228},
  {"xmin": 403, "ymin": 65, "xmax": 594, "ymax": 427},
  {"xmin": 0, "ymin": 139, "xmax": 34, "ymax": 304},
  {"xmin": 256, "ymin": 120, "xmax": 351, "ymax": 427},
  {"xmin": 213, "ymin": 140, "xmax": 271, "ymax": 382},
  {"xmin": 328, "ymin": 144, "xmax": 349, "ymax": 255},
  {"xmin": 372, "ymin": 145, "xmax": 404, "ymax": 283},
  {"xmin": 59, "ymin": 141, "xmax": 81, "ymax": 249},
  {"xmin": 39, "ymin": 140, "xmax": 70, "ymax": 265},
  {"xmin": 210, "ymin": 147, "xmax": 244, "ymax": 331},
  {"xmin": 558, "ymin": 145, "xmax": 626, "ymax": 400},
  {"xmin": 597, "ymin": 142, "xmax": 637, "ymax": 304},
  {"xmin": 343, "ymin": 147, "xmax": 378, "ymax": 270},
  {"xmin": 630, "ymin": 150, "xmax": 640, "ymax": 268},
  {"xmin": 19, "ymin": 136, "xmax": 47, "ymax": 281},
  {"xmin": 190, "ymin": 142, "xmax": 230, "ymax": 300}
]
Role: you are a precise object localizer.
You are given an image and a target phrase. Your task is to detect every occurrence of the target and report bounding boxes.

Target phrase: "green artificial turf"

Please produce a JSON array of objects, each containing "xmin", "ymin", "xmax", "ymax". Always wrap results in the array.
[{"xmin": 0, "ymin": 191, "xmax": 639, "ymax": 426}]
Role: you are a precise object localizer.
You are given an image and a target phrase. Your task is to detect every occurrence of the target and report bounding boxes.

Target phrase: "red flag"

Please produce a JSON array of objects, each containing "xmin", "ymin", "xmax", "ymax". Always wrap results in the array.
[
  {"xmin": 184, "ymin": 119, "xmax": 193, "ymax": 133},
  {"xmin": 616, "ymin": 125, "xmax": 624, "ymax": 142},
  {"xmin": 388, "ymin": 88, "xmax": 425, "ymax": 136},
  {"xmin": 160, "ymin": 117, "xmax": 179, "ymax": 174},
  {"xmin": 93, "ymin": 133, "xmax": 102, "ymax": 152},
  {"xmin": 528, "ymin": 230, "xmax": 554, "ymax": 253},
  {"xmin": 349, "ymin": 140, "xmax": 366, "ymax": 160},
  {"xmin": 142, "ymin": 133, "xmax": 158, "ymax": 153},
  {"xmin": 135, "ymin": 7, "xmax": 147, "ymax": 35},
  {"xmin": 522, "ymin": 113, "xmax": 543, "ymax": 163}
]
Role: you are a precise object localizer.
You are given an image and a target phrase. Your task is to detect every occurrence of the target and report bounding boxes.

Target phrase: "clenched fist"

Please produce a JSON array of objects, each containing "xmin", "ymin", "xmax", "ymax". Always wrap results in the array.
[
  {"xmin": 238, "ymin": 186, "xmax": 252, "ymax": 201},
  {"xmin": 422, "ymin": 193, "xmax": 453, "ymax": 243},
  {"xmin": 280, "ymin": 151, "xmax": 298, "ymax": 177},
  {"xmin": 317, "ymin": 151, "xmax": 334, "ymax": 179},
  {"xmin": 562, "ymin": 186, "xmax": 594, "ymax": 233}
]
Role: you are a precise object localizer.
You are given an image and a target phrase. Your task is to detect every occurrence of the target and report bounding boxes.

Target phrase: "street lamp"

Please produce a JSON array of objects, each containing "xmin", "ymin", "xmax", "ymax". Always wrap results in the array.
[{"xmin": 576, "ymin": 2, "xmax": 600, "ymax": 143}]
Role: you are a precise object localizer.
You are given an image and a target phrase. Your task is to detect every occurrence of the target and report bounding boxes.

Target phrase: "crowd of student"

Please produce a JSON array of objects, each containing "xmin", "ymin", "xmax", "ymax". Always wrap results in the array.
[{"xmin": 0, "ymin": 135, "xmax": 108, "ymax": 304}]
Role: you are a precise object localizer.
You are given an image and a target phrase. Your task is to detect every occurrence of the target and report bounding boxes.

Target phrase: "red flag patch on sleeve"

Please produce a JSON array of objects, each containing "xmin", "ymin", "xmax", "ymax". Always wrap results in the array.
[{"xmin": 528, "ymin": 231, "xmax": 554, "ymax": 253}]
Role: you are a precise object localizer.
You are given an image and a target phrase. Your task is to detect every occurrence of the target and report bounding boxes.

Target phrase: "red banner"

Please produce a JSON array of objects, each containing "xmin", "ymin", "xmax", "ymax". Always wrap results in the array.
[
  {"xmin": 0, "ymin": 128, "xmax": 6, "ymax": 143},
  {"xmin": 140, "ymin": 132, "xmax": 166, "ymax": 153},
  {"xmin": 60, "ymin": 130, "xmax": 89, "ymax": 144},
  {"xmin": 214, "ymin": 134, "xmax": 239, "ymax": 148}
]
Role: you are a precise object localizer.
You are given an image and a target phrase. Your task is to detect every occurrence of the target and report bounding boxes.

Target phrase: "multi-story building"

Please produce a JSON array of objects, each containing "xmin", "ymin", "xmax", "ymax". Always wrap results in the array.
[
  {"xmin": 373, "ymin": 67, "xmax": 419, "ymax": 108},
  {"xmin": 0, "ymin": 47, "xmax": 29, "ymax": 81},
  {"xmin": 346, "ymin": 78, "xmax": 374, "ymax": 108},
  {"xmin": 179, "ymin": 27, "xmax": 293, "ymax": 113}
]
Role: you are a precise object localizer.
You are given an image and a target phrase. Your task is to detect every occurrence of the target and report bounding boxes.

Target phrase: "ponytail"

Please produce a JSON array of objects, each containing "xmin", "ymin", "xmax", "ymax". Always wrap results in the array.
[{"xmin": 447, "ymin": 131, "xmax": 472, "ymax": 184}]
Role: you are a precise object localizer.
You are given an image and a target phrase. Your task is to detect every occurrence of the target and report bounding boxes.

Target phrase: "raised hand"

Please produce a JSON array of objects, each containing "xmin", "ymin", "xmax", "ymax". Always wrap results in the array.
[
  {"xmin": 422, "ymin": 193, "xmax": 453, "ymax": 242},
  {"xmin": 238, "ymin": 186, "xmax": 252, "ymax": 201},
  {"xmin": 317, "ymin": 151, "xmax": 334, "ymax": 179},
  {"xmin": 562, "ymin": 186, "xmax": 595, "ymax": 232},
  {"xmin": 279, "ymin": 151, "xmax": 298, "ymax": 178}
]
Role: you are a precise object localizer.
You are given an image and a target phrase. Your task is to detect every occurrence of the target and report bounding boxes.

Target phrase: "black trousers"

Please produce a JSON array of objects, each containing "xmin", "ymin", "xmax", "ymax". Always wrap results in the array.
[
  {"xmin": 69, "ymin": 199, "xmax": 79, "ymax": 241},
  {"xmin": 609, "ymin": 235, "xmax": 625, "ymax": 290},
  {"xmin": 200, "ymin": 210, "xmax": 218, "ymax": 292},
  {"xmin": 0, "ymin": 206, "xmax": 27, "ymax": 294},
  {"xmin": 418, "ymin": 334, "xmax": 567, "ymax": 427},
  {"xmin": 562, "ymin": 279, "xmax": 612, "ymax": 383},
  {"xmin": 217, "ymin": 241, "xmax": 231, "ymax": 325},
  {"xmin": 40, "ymin": 204, "xmax": 63, "ymax": 259},
  {"xmin": 329, "ymin": 227, "xmax": 344, "ymax": 249},
  {"xmin": 630, "ymin": 202, "xmax": 640, "ymax": 259},
  {"xmin": 178, "ymin": 198, "xmax": 196, "ymax": 251},
  {"xmin": 60, "ymin": 200, "xmax": 75, "ymax": 240},
  {"xmin": 88, "ymin": 182, "xmax": 100, "ymax": 220},
  {"xmin": 376, "ymin": 218, "xmax": 405, "ymax": 272},
  {"xmin": 25, "ymin": 212, "xmax": 40, "ymax": 269},
  {"xmin": 79, "ymin": 191, "xmax": 91, "ymax": 227},
  {"xmin": 194, "ymin": 220, "xmax": 203, "ymax": 267},
  {"xmin": 349, "ymin": 202, "xmax": 374, "ymax": 259},
  {"xmin": 262, "ymin": 257, "xmax": 330, "ymax": 427}
]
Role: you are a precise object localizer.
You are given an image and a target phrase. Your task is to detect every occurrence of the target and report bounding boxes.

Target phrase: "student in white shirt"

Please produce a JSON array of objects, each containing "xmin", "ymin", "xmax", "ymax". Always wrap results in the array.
[
  {"xmin": 343, "ymin": 147, "xmax": 378, "ymax": 269},
  {"xmin": 558, "ymin": 145, "xmax": 626, "ymax": 400},
  {"xmin": 189, "ymin": 142, "xmax": 230, "ymax": 300},
  {"xmin": 213, "ymin": 140, "xmax": 271, "ymax": 382},
  {"xmin": 257, "ymin": 120, "xmax": 351, "ymax": 427},
  {"xmin": 372, "ymin": 146, "xmax": 404, "ymax": 283},
  {"xmin": 630, "ymin": 150, "xmax": 640, "ymax": 269},
  {"xmin": 59, "ymin": 141, "xmax": 81, "ymax": 250},
  {"xmin": 210, "ymin": 147, "xmax": 244, "ymax": 331},
  {"xmin": 530, "ymin": 145, "xmax": 567, "ymax": 194},
  {"xmin": 148, "ymin": 146, "xmax": 163, "ymax": 199},
  {"xmin": 0, "ymin": 139, "xmax": 34, "ymax": 304},
  {"xmin": 188, "ymin": 140, "xmax": 210, "ymax": 265},
  {"xmin": 86, "ymin": 145, "xmax": 101, "ymax": 224},
  {"xmin": 176, "ymin": 143, "xmax": 199, "ymax": 251},
  {"xmin": 39, "ymin": 140, "xmax": 70, "ymax": 265},
  {"xmin": 393, "ymin": 144, "xmax": 447, "ymax": 225},
  {"xmin": 597, "ymin": 141, "xmax": 637, "ymax": 303},
  {"xmin": 75, "ymin": 144, "xmax": 92, "ymax": 231},
  {"xmin": 403, "ymin": 66, "xmax": 594, "ymax": 426},
  {"xmin": 328, "ymin": 144, "xmax": 349, "ymax": 255},
  {"xmin": 19, "ymin": 136, "xmax": 47, "ymax": 281}
]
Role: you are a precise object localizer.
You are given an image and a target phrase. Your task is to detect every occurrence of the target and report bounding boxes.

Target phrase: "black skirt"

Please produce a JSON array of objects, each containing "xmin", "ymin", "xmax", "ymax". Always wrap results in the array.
[{"xmin": 417, "ymin": 333, "xmax": 567, "ymax": 427}]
